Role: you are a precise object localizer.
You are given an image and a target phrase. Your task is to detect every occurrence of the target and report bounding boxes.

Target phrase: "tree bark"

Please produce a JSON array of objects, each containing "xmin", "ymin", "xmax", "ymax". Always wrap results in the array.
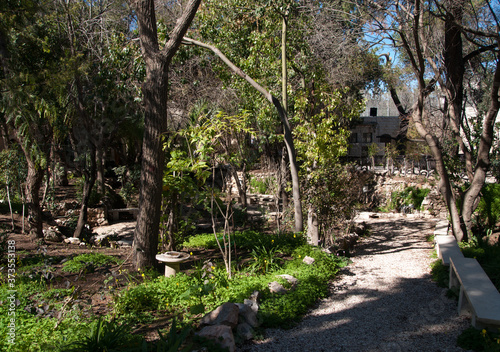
[
  {"xmin": 73, "ymin": 145, "xmax": 97, "ymax": 238},
  {"xmin": 132, "ymin": 0, "xmax": 201, "ymax": 269},
  {"xmin": 23, "ymin": 158, "xmax": 45, "ymax": 239},
  {"xmin": 182, "ymin": 37, "xmax": 304, "ymax": 232},
  {"xmin": 307, "ymin": 204, "xmax": 319, "ymax": 245},
  {"xmin": 461, "ymin": 57, "xmax": 500, "ymax": 234}
]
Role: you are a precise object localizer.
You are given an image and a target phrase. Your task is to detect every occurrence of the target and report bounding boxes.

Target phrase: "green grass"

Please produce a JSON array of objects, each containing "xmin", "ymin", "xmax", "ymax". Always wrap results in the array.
[{"xmin": 61, "ymin": 253, "xmax": 122, "ymax": 273}]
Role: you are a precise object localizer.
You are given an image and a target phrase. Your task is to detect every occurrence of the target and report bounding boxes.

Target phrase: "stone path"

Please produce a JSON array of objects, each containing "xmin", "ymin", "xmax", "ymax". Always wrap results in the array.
[{"xmin": 245, "ymin": 214, "xmax": 470, "ymax": 352}]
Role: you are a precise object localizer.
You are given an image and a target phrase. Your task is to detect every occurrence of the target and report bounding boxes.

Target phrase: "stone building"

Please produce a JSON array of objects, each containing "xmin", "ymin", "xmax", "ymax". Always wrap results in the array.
[{"xmin": 348, "ymin": 100, "xmax": 401, "ymax": 161}]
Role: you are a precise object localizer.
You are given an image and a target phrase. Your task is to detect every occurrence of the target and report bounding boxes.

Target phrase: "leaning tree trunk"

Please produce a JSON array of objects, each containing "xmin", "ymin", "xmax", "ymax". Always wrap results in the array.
[
  {"xmin": 413, "ymin": 104, "xmax": 466, "ymax": 242},
  {"xmin": 182, "ymin": 37, "xmax": 304, "ymax": 233},
  {"xmin": 74, "ymin": 145, "xmax": 97, "ymax": 239},
  {"xmin": 461, "ymin": 57, "xmax": 500, "ymax": 234}
]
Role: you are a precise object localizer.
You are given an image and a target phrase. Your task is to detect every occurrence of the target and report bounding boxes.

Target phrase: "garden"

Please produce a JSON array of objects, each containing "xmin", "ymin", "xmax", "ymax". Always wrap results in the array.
[{"xmin": 0, "ymin": 178, "xmax": 351, "ymax": 351}]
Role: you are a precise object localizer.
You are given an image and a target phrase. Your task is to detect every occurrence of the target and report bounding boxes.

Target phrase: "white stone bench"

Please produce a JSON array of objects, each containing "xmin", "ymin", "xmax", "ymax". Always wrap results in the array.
[
  {"xmin": 435, "ymin": 235, "xmax": 463, "ymax": 266},
  {"xmin": 107, "ymin": 208, "xmax": 139, "ymax": 221},
  {"xmin": 449, "ymin": 256, "xmax": 500, "ymax": 330}
]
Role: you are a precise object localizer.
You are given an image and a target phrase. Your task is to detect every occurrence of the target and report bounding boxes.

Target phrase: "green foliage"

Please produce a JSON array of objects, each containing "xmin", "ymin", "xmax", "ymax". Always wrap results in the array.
[
  {"xmin": 0, "ymin": 275, "xmax": 90, "ymax": 352},
  {"xmin": 60, "ymin": 317, "xmax": 140, "ymax": 352},
  {"xmin": 113, "ymin": 165, "xmax": 141, "ymax": 207},
  {"xmin": 250, "ymin": 176, "xmax": 274, "ymax": 194},
  {"xmin": 151, "ymin": 318, "xmax": 192, "ymax": 352},
  {"xmin": 430, "ymin": 259, "xmax": 449, "ymax": 288},
  {"xmin": 476, "ymin": 183, "xmax": 500, "ymax": 228},
  {"xmin": 182, "ymin": 230, "xmax": 307, "ymax": 255},
  {"xmin": 457, "ymin": 327, "xmax": 500, "ymax": 352},
  {"xmin": 386, "ymin": 186, "xmax": 431, "ymax": 211},
  {"xmin": 258, "ymin": 246, "xmax": 349, "ymax": 328},
  {"xmin": 115, "ymin": 236, "xmax": 348, "ymax": 330},
  {"xmin": 0, "ymin": 232, "xmax": 9, "ymax": 263},
  {"xmin": 460, "ymin": 234, "xmax": 500, "ymax": 290},
  {"xmin": 61, "ymin": 253, "xmax": 122, "ymax": 273},
  {"xmin": 0, "ymin": 147, "xmax": 27, "ymax": 204},
  {"xmin": 301, "ymin": 164, "xmax": 364, "ymax": 243},
  {"xmin": 248, "ymin": 244, "xmax": 283, "ymax": 274},
  {"xmin": 74, "ymin": 177, "xmax": 103, "ymax": 208}
]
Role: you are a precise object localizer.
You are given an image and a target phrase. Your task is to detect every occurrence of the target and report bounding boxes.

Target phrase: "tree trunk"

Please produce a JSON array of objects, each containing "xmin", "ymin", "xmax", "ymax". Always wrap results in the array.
[
  {"xmin": 307, "ymin": 204, "xmax": 319, "ymax": 245},
  {"xmin": 24, "ymin": 159, "xmax": 45, "ymax": 239},
  {"xmin": 132, "ymin": 0, "xmax": 201, "ymax": 270},
  {"xmin": 413, "ymin": 104, "xmax": 466, "ymax": 242},
  {"xmin": 96, "ymin": 146, "xmax": 105, "ymax": 195},
  {"xmin": 133, "ymin": 62, "xmax": 168, "ymax": 269},
  {"xmin": 461, "ymin": 58, "xmax": 500, "ymax": 234},
  {"xmin": 230, "ymin": 165, "xmax": 246, "ymax": 207},
  {"xmin": 74, "ymin": 145, "xmax": 97, "ymax": 239}
]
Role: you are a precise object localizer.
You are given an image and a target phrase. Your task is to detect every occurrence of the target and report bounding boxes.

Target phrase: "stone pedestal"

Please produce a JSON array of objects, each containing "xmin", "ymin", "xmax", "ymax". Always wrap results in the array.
[{"xmin": 156, "ymin": 252, "xmax": 190, "ymax": 277}]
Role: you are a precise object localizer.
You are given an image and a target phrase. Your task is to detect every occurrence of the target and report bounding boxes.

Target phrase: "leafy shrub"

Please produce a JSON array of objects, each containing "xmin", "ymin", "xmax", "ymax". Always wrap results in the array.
[
  {"xmin": 250, "ymin": 176, "xmax": 274, "ymax": 194},
  {"xmin": 476, "ymin": 183, "xmax": 500, "ymax": 228},
  {"xmin": 115, "ymin": 242, "xmax": 349, "ymax": 330},
  {"xmin": 457, "ymin": 327, "xmax": 500, "ymax": 352},
  {"xmin": 182, "ymin": 230, "xmax": 307, "ymax": 255},
  {"xmin": 387, "ymin": 186, "xmax": 430, "ymax": 211},
  {"xmin": 62, "ymin": 253, "xmax": 122, "ymax": 273},
  {"xmin": 248, "ymin": 244, "xmax": 283, "ymax": 274},
  {"xmin": 60, "ymin": 317, "xmax": 140, "ymax": 352},
  {"xmin": 75, "ymin": 177, "xmax": 103, "ymax": 208}
]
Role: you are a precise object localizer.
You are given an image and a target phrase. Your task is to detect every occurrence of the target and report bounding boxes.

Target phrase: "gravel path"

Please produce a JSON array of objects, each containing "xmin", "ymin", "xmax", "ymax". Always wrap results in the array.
[{"xmin": 244, "ymin": 213, "xmax": 470, "ymax": 352}]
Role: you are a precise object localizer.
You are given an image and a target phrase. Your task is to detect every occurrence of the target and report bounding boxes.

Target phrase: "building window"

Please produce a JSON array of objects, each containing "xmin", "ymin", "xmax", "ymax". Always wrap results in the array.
[
  {"xmin": 370, "ymin": 107, "xmax": 378, "ymax": 117},
  {"xmin": 363, "ymin": 132, "xmax": 373, "ymax": 143},
  {"xmin": 350, "ymin": 133, "xmax": 358, "ymax": 143}
]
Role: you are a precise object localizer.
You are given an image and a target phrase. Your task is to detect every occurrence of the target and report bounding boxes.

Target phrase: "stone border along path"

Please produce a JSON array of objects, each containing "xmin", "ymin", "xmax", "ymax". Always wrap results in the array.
[{"xmin": 244, "ymin": 213, "xmax": 470, "ymax": 352}]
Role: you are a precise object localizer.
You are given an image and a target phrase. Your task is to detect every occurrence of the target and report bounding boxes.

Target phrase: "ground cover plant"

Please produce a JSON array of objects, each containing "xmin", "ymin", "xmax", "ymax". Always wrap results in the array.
[{"xmin": 0, "ymin": 229, "xmax": 348, "ymax": 351}]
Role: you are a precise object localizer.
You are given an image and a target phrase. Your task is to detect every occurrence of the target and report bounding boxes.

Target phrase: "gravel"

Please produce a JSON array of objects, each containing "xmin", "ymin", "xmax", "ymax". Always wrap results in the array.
[{"xmin": 243, "ymin": 213, "xmax": 470, "ymax": 352}]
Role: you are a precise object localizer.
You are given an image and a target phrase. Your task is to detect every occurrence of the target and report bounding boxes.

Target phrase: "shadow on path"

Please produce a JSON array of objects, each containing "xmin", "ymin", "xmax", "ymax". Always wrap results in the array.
[{"xmin": 244, "ymin": 216, "xmax": 469, "ymax": 352}]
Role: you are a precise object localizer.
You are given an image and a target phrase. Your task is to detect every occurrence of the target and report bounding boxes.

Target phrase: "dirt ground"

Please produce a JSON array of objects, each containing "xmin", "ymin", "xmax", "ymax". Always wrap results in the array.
[{"xmin": 0, "ymin": 209, "xmax": 223, "ymax": 340}]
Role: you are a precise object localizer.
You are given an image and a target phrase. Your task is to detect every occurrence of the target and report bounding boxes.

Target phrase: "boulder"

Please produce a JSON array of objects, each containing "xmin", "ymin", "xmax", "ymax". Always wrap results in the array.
[
  {"xmin": 63, "ymin": 237, "xmax": 81, "ymax": 245},
  {"xmin": 116, "ymin": 239, "xmax": 133, "ymax": 247},
  {"xmin": 43, "ymin": 227, "xmax": 64, "ymax": 242},
  {"xmin": 303, "ymin": 256, "xmax": 315, "ymax": 265},
  {"xmin": 235, "ymin": 303, "xmax": 259, "ymax": 328},
  {"xmin": 268, "ymin": 281, "xmax": 287, "ymax": 294},
  {"xmin": 197, "ymin": 325, "xmax": 235, "ymax": 352},
  {"xmin": 277, "ymin": 274, "xmax": 298, "ymax": 287},
  {"xmin": 236, "ymin": 322, "xmax": 254, "ymax": 341},
  {"xmin": 200, "ymin": 302, "xmax": 239, "ymax": 328}
]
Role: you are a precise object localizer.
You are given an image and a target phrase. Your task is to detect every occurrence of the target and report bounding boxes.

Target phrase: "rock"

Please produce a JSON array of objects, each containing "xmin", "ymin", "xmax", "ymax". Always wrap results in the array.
[
  {"xmin": 197, "ymin": 325, "xmax": 235, "ymax": 352},
  {"xmin": 303, "ymin": 256, "xmax": 315, "ymax": 265},
  {"xmin": 43, "ymin": 227, "xmax": 64, "ymax": 242},
  {"xmin": 268, "ymin": 281, "xmax": 287, "ymax": 294},
  {"xmin": 244, "ymin": 290, "xmax": 260, "ymax": 314},
  {"xmin": 200, "ymin": 302, "xmax": 239, "ymax": 328},
  {"xmin": 116, "ymin": 239, "xmax": 133, "ymax": 247},
  {"xmin": 235, "ymin": 303, "xmax": 259, "ymax": 328},
  {"xmin": 64, "ymin": 237, "xmax": 81, "ymax": 245},
  {"xmin": 91, "ymin": 232, "xmax": 119, "ymax": 247},
  {"xmin": 243, "ymin": 298, "xmax": 259, "ymax": 314},
  {"xmin": 236, "ymin": 322, "xmax": 254, "ymax": 341},
  {"xmin": 484, "ymin": 232, "xmax": 500, "ymax": 246},
  {"xmin": 277, "ymin": 274, "xmax": 298, "ymax": 287}
]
